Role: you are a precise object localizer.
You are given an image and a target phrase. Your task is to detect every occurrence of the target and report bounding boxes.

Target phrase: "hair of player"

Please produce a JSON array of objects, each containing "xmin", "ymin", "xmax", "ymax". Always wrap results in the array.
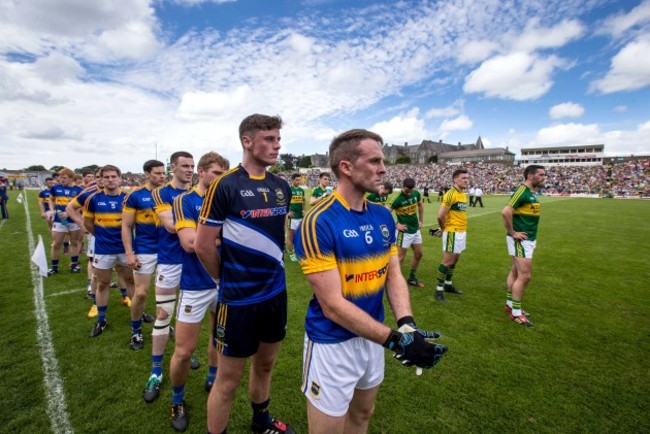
[
  {"xmin": 73, "ymin": 174, "xmax": 83, "ymax": 180},
  {"xmin": 58, "ymin": 168, "xmax": 75, "ymax": 178},
  {"xmin": 198, "ymin": 151, "xmax": 230, "ymax": 172},
  {"xmin": 402, "ymin": 177, "xmax": 416, "ymax": 189},
  {"xmin": 452, "ymin": 168, "xmax": 468, "ymax": 179},
  {"xmin": 239, "ymin": 114, "xmax": 283, "ymax": 141},
  {"xmin": 45, "ymin": 177, "xmax": 53, "ymax": 182},
  {"xmin": 319, "ymin": 172, "xmax": 330, "ymax": 179},
  {"xmin": 524, "ymin": 164, "xmax": 545, "ymax": 180},
  {"xmin": 170, "ymin": 151, "xmax": 193, "ymax": 166},
  {"xmin": 81, "ymin": 170, "xmax": 93, "ymax": 177},
  {"xmin": 143, "ymin": 159, "xmax": 165, "ymax": 173},
  {"xmin": 382, "ymin": 181, "xmax": 393, "ymax": 192},
  {"xmin": 291, "ymin": 173, "xmax": 301, "ymax": 180},
  {"xmin": 329, "ymin": 129, "xmax": 383, "ymax": 177},
  {"xmin": 101, "ymin": 164, "xmax": 121, "ymax": 177}
]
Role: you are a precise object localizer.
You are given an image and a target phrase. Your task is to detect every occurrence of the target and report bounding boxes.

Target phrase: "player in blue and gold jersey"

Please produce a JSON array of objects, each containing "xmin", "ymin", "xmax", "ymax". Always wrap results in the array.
[
  {"xmin": 83, "ymin": 165, "xmax": 134, "ymax": 338},
  {"xmin": 168, "ymin": 152, "xmax": 229, "ymax": 432},
  {"xmin": 142, "ymin": 151, "xmax": 194, "ymax": 404},
  {"xmin": 296, "ymin": 129, "xmax": 446, "ymax": 433},
  {"xmin": 38, "ymin": 177, "xmax": 54, "ymax": 231},
  {"xmin": 48, "ymin": 168, "xmax": 83, "ymax": 274},
  {"xmin": 122, "ymin": 159, "xmax": 166, "ymax": 351},
  {"xmin": 434, "ymin": 168, "xmax": 469, "ymax": 303},
  {"xmin": 195, "ymin": 114, "xmax": 294, "ymax": 434},
  {"xmin": 502, "ymin": 164, "xmax": 546, "ymax": 328}
]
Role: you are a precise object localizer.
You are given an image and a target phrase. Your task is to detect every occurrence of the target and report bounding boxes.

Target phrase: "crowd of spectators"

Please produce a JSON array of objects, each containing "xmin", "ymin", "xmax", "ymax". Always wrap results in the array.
[{"xmin": 302, "ymin": 160, "xmax": 649, "ymax": 198}]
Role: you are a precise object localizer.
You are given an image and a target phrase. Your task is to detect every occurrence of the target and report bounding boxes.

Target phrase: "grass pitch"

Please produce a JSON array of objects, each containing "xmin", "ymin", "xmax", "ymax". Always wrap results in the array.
[{"xmin": 1, "ymin": 190, "xmax": 648, "ymax": 433}]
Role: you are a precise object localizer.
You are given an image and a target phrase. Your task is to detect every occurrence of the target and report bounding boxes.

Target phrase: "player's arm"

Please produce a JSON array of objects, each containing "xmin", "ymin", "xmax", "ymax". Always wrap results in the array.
[
  {"xmin": 194, "ymin": 224, "xmax": 221, "ymax": 281},
  {"xmin": 384, "ymin": 254, "xmax": 413, "ymax": 320},
  {"xmin": 37, "ymin": 196, "xmax": 47, "ymax": 218},
  {"xmin": 308, "ymin": 194, "xmax": 321, "ymax": 206},
  {"xmin": 48, "ymin": 196, "xmax": 56, "ymax": 221},
  {"xmin": 437, "ymin": 203, "xmax": 449, "ymax": 231},
  {"xmin": 177, "ymin": 227, "xmax": 196, "ymax": 253},
  {"xmin": 121, "ymin": 210, "xmax": 139, "ymax": 269},
  {"xmin": 417, "ymin": 198, "xmax": 424, "ymax": 229},
  {"xmin": 157, "ymin": 209, "xmax": 176, "ymax": 234},
  {"xmin": 501, "ymin": 205, "xmax": 527, "ymax": 240},
  {"xmin": 66, "ymin": 200, "xmax": 84, "ymax": 227},
  {"xmin": 306, "ymin": 269, "xmax": 394, "ymax": 344},
  {"xmin": 83, "ymin": 215, "xmax": 95, "ymax": 235}
]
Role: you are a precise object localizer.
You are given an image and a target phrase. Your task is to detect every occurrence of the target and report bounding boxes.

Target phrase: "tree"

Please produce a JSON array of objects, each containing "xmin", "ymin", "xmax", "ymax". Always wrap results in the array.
[
  {"xmin": 297, "ymin": 155, "xmax": 312, "ymax": 168},
  {"xmin": 279, "ymin": 153, "xmax": 298, "ymax": 171},
  {"xmin": 76, "ymin": 164, "xmax": 100, "ymax": 174},
  {"xmin": 50, "ymin": 165, "xmax": 64, "ymax": 172},
  {"xmin": 25, "ymin": 165, "xmax": 47, "ymax": 171},
  {"xmin": 396, "ymin": 156, "xmax": 411, "ymax": 164}
]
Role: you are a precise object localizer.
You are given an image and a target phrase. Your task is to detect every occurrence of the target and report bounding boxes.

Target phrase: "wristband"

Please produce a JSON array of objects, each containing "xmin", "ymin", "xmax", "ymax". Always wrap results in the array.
[
  {"xmin": 382, "ymin": 329, "xmax": 402, "ymax": 351},
  {"xmin": 397, "ymin": 316, "xmax": 415, "ymax": 328}
]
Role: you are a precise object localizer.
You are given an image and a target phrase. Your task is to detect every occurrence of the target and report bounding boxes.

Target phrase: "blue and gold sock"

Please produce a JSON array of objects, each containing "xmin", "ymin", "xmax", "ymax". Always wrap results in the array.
[
  {"xmin": 97, "ymin": 305, "xmax": 107, "ymax": 322},
  {"xmin": 151, "ymin": 355, "xmax": 163, "ymax": 378},
  {"xmin": 172, "ymin": 385, "xmax": 185, "ymax": 405},
  {"xmin": 251, "ymin": 398, "xmax": 272, "ymax": 426}
]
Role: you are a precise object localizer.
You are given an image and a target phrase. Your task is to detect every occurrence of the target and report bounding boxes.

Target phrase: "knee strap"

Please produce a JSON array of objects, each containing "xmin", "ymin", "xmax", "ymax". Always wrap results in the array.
[{"xmin": 152, "ymin": 294, "xmax": 176, "ymax": 336}]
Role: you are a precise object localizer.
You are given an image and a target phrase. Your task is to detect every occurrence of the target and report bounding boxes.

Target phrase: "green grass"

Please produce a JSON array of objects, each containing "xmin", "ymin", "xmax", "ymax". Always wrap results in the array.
[{"xmin": 1, "ymin": 190, "xmax": 649, "ymax": 433}]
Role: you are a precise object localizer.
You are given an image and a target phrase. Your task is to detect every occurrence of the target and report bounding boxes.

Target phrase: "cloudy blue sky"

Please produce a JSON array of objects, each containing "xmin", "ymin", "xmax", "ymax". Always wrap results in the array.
[{"xmin": 1, "ymin": 0, "xmax": 649, "ymax": 172}]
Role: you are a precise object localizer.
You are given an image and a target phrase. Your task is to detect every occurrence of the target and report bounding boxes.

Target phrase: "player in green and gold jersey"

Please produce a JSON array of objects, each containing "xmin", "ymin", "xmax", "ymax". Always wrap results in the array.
[
  {"xmin": 366, "ymin": 181, "xmax": 392, "ymax": 204},
  {"xmin": 309, "ymin": 172, "xmax": 332, "ymax": 206},
  {"xmin": 287, "ymin": 173, "xmax": 305, "ymax": 262},
  {"xmin": 501, "ymin": 164, "xmax": 546, "ymax": 327},
  {"xmin": 434, "ymin": 169, "xmax": 469, "ymax": 303},
  {"xmin": 389, "ymin": 177, "xmax": 425, "ymax": 288}
]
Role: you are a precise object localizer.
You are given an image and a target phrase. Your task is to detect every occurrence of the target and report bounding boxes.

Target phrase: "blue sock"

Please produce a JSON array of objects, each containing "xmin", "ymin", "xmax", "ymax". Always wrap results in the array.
[
  {"xmin": 251, "ymin": 398, "xmax": 272, "ymax": 426},
  {"xmin": 172, "ymin": 384, "xmax": 185, "ymax": 405},
  {"xmin": 120, "ymin": 287, "xmax": 127, "ymax": 298},
  {"xmin": 207, "ymin": 366, "xmax": 217, "ymax": 384},
  {"xmin": 51, "ymin": 259, "xmax": 59, "ymax": 271},
  {"xmin": 63, "ymin": 242, "xmax": 69, "ymax": 249},
  {"xmin": 131, "ymin": 319, "xmax": 142, "ymax": 335},
  {"xmin": 151, "ymin": 355, "xmax": 163, "ymax": 378},
  {"xmin": 97, "ymin": 305, "xmax": 107, "ymax": 323},
  {"xmin": 71, "ymin": 255, "xmax": 79, "ymax": 265}
]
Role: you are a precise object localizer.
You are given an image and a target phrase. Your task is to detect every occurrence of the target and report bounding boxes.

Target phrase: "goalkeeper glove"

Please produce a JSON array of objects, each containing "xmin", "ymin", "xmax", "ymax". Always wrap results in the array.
[
  {"xmin": 383, "ymin": 327, "xmax": 447, "ymax": 370},
  {"xmin": 397, "ymin": 316, "xmax": 441, "ymax": 340}
]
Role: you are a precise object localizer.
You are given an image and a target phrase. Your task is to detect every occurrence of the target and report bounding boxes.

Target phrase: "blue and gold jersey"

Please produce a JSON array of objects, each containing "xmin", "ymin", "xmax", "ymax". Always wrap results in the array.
[
  {"xmin": 153, "ymin": 183, "xmax": 189, "ymax": 264},
  {"xmin": 173, "ymin": 188, "xmax": 215, "ymax": 291},
  {"xmin": 123, "ymin": 185, "xmax": 158, "ymax": 254},
  {"xmin": 84, "ymin": 190, "xmax": 127, "ymax": 255},
  {"xmin": 50, "ymin": 184, "xmax": 83, "ymax": 223},
  {"xmin": 199, "ymin": 165, "xmax": 291, "ymax": 305},
  {"xmin": 295, "ymin": 191, "xmax": 397, "ymax": 344},
  {"xmin": 38, "ymin": 189, "xmax": 51, "ymax": 212},
  {"xmin": 71, "ymin": 183, "xmax": 98, "ymax": 209}
]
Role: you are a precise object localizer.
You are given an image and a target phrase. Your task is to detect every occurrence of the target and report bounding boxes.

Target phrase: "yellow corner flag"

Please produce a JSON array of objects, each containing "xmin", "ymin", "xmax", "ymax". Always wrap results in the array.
[{"xmin": 31, "ymin": 235, "xmax": 48, "ymax": 277}]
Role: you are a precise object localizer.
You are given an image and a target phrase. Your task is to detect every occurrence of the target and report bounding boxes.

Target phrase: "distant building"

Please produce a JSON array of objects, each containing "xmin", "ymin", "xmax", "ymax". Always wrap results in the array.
[
  {"xmin": 310, "ymin": 153, "xmax": 329, "ymax": 168},
  {"xmin": 519, "ymin": 144, "xmax": 605, "ymax": 166}
]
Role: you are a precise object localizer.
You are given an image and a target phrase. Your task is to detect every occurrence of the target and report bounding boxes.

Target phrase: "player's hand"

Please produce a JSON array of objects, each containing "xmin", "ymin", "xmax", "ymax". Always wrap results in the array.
[
  {"xmin": 397, "ymin": 320, "xmax": 441, "ymax": 340},
  {"xmin": 512, "ymin": 231, "xmax": 528, "ymax": 240},
  {"xmin": 384, "ymin": 328, "xmax": 447, "ymax": 372},
  {"xmin": 396, "ymin": 223, "xmax": 407, "ymax": 232}
]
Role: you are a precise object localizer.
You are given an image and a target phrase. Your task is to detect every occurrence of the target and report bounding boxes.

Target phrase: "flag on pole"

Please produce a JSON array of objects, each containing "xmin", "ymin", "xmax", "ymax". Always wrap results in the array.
[
  {"xmin": 16, "ymin": 193, "xmax": 23, "ymax": 203},
  {"xmin": 31, "ymin": 235, "xmax": 49, "ymax": 277}
]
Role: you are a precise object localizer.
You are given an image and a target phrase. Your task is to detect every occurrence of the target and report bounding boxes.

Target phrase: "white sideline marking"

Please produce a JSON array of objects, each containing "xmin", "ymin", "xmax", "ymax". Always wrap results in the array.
[
  {"xmin": 0, "ymin": 220, "xmax": 5, "ymax": 230},
  {"xmin": 47, "ymin": 288, "xmax": 86, "ymax": 298},
  {"xmin": 23, "ymin": 193, "xmax": 74, "ymax": 433}
]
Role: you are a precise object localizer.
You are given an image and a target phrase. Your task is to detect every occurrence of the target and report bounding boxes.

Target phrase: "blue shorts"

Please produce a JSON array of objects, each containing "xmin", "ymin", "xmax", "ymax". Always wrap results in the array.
[{"xmin": 213, "ymin": 291, "xmax": 287, "ymax": 358}]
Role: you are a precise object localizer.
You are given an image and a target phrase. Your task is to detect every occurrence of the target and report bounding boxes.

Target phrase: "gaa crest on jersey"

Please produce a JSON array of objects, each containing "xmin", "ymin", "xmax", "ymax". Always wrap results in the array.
[
  {"xmin": 216, "ymin": 325, "xmax": 226, "ymax": 340},
  {"xmin": 380, "ymin": 224, "xmax": 390, "ymax": 239},
  {"xmin": 310, "ymin": 381, "xmax": 320, "ymax": 398},
  {"xmin": 275, "ymin": 188, "xmax": 287, "ymax": 206}
]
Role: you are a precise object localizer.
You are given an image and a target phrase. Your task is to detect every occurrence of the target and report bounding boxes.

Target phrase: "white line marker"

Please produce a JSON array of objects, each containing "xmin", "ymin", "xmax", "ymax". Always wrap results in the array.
[
  {"xmin": 47, "ymin": 288, "xmax": 87, "ymax": 298},
  {"xmin": 23, "ymin": 192, "xmax": 74, "ymax": 434},
  {"xmin": 0, "ymin": 220, "xmax": 6, "ymax": 230}
]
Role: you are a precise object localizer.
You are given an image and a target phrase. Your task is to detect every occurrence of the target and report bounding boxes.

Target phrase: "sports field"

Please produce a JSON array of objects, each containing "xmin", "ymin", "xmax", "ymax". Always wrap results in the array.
[{"xmin": 1, "ymin": 189, "xmax": 648, "ymax": 434}]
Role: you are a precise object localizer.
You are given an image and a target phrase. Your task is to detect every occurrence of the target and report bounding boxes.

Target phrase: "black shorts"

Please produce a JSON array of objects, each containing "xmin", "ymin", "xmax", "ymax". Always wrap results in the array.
[{"xmin": 213, "ymin": 291, "xmax": 287, "ymax": 358}]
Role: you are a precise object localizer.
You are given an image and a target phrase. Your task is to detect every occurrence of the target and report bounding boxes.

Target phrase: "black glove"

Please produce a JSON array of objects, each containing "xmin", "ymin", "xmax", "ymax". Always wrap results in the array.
[
  {"xmin": 383, "ymin": 328, "xmax": 447, "ymax": 369},
  {"xmin": 397, "ymin": 316, "xmax": 441, "ymax": 340}
]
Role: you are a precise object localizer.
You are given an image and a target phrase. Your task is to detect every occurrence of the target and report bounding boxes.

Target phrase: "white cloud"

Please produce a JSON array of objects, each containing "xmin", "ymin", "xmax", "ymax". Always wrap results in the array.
[
  {"xmin": 457, "ymin": 40, "xmax": 499, "ymax": 64},
  {"xmin": 439, "ymin": 115, "xmax": 473, "ymax": 132},
  {"xmin": 536, "ymin": 122, "xmax": 600, "ymax": 145},
  {"xmin": 425, "ymin": 103, "xmax": 461, "ymax": 119},
  {"xmin": 32, "ymin": 52, "xmax": 84, "ymax": 84},
  {"xmin": 510, "ymin": 18, "xmax": 585, "ymax": 52},
  {"xmin": 614, "ymin": 105, "xmax": 628, "ymax": 113},
  {"xmin": 464, "ymin": 52, "xmax": 566, "ymax": 100},
  {"xmin": 590, "ymin": 38, "xmax": 650, "ymax": 93},
  {"xmin": 599, "ymin": 0, "xmax": 650, "ymax": 37},
  {"xmin": 549, "ymin": 102, "xmax": 584, "ymax": 119},
  {"xmin": 369, "ymin": 108, "xmax": 431, "ymax": 145},
  {"xmin": 170, "ymin": 0, "xmax": 236, "ymax": 5}
]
